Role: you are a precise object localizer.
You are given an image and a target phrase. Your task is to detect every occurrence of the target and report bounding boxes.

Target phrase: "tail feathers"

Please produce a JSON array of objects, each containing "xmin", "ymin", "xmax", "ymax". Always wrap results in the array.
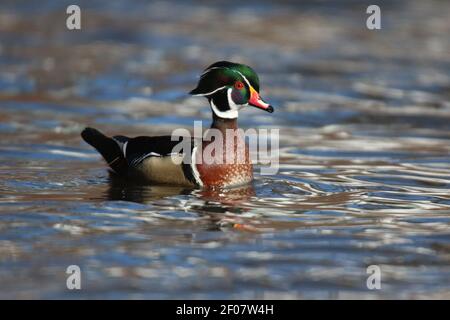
[{"xmin": 81, "ymin": 127, "xmax": 128, "ymax": 175}]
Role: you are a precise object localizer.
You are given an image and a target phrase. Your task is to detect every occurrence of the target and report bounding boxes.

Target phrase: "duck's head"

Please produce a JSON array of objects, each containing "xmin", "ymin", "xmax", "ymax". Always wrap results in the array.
[{"xmin": 189, "ymin": 61, "xmax": 274, "ymax": 119}]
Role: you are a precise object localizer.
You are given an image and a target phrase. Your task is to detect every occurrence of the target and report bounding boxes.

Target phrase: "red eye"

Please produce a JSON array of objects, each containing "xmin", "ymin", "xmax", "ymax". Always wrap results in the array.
[{"xmin": 234, "ymin": 81, "xmax": 244, "ymax": 90}]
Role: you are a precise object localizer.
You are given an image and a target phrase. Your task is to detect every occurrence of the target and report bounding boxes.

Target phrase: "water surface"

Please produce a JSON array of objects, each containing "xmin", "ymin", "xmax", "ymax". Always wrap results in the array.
[{"xmin": 0, "ymin": 0, "xmax": 450, "ymax": 299}]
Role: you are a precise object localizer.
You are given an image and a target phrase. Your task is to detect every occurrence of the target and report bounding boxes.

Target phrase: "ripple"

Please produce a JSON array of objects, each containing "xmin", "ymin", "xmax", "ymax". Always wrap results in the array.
[{"xmin": 1, "ymin": 0, "xmax": 450, "ymax": 300}]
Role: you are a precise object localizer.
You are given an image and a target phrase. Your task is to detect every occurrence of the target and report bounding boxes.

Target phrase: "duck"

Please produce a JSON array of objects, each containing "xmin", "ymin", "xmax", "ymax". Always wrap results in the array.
[{"xmin": 81, "ymin": 61, "xmax": 274, "ymax": 188}]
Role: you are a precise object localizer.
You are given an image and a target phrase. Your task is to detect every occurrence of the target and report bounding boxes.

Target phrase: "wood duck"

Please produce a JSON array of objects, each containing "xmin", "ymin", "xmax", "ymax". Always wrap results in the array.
[{"xmin": 81, "ymin": 61, "xmax": 274, "ymax": 188}]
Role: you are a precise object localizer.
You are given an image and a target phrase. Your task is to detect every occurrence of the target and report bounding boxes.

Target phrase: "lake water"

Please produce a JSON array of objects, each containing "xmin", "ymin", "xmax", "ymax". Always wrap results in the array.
[{"xmin": 0, "ymin": 0, "xmax": 449, "ymax": 299}]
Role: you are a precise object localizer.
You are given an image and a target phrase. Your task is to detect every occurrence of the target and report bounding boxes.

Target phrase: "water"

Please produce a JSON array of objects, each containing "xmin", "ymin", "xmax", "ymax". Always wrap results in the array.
[{"xmin": 0, "ymin": 0, "xmax": 449, "ymax": 299}]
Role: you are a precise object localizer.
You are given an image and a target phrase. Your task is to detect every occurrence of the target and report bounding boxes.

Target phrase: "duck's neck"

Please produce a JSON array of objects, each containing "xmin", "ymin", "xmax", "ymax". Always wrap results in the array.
[
  {"xmin": 211, "ymin": 115, "xmax": 238, "ymax": 133},
  {"xmin": 211, "ymin": 114, "xmax": 238, "ymax": 134}
]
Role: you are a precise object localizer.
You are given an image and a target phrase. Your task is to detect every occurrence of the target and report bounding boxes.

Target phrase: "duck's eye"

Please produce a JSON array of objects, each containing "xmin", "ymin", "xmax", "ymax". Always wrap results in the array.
[{"xmin": 234, "ymin": 81, "xmax": 244, "ymax": 90}]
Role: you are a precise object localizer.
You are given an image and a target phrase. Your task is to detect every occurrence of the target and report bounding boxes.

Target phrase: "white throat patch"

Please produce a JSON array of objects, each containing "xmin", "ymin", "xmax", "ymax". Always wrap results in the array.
[
  {"xmin": 209, "ymin": 89, "xmax": 239, "ymax": 119},
  {"xmin": 210, "ymin": 100, "xmax": 238, "ymax": 119}
]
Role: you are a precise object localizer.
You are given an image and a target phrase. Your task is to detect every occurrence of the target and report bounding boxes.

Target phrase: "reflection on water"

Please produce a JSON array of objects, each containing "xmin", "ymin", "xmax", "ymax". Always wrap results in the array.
[
  {"xmin": 1, "ymin": 0, "xmax": 450, "ymax": 299},
  {"xmin": 106, "ymin": 175, "xmax": 195, "ymax": 203}
]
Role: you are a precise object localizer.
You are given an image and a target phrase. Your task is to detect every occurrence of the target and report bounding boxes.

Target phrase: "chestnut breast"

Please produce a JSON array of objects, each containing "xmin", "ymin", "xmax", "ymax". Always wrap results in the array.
[{"xmin": 195, "ymin": 131, "xmax": 253, "ymax": 187}]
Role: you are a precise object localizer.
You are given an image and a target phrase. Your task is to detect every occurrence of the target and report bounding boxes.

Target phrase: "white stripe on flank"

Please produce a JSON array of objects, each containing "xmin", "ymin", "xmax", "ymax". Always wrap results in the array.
[
  {"xmin": 130, "ymin": 152, "xmax": 162, "ymax": 167},
  {"xmin": 191, "ymin": 145, "xmax": 203, "ymax": 187},
  {"xmin": 122, "ymin": 141, "xmax": 128, "ymax": 157}
]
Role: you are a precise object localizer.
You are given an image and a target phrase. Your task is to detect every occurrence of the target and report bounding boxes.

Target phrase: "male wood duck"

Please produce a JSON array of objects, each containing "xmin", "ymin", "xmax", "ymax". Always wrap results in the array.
[{"xmin": 81, "ymin": 61, "xmax": 274, "ymax": 188}]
